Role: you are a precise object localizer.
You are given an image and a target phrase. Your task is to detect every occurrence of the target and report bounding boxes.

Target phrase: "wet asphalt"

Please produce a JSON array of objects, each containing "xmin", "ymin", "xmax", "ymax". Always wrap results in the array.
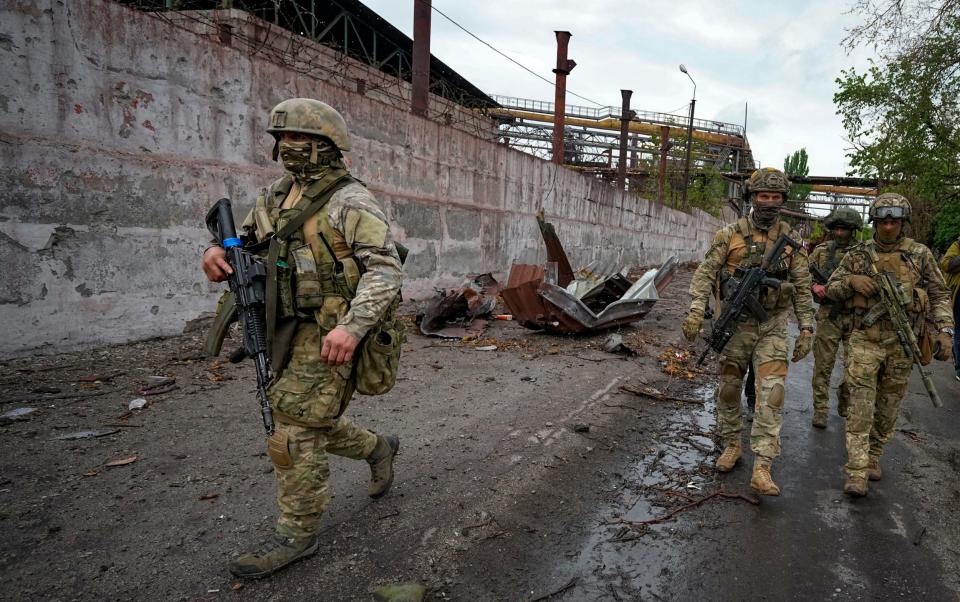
[{"xmin": 543, "ymin": 329, "xmax": 960, "ymax": 602}]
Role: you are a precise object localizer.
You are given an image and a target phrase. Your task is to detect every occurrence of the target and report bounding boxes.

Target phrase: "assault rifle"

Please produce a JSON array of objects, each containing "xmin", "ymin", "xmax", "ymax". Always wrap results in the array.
[
  {"xmin": 697, "ymin": 234, "xmax": 800, "ymax": 366},
  {"xmin": 809, "ymin": 263, "xmax": 842, "ymax": 320},
  {"xmin": 861, "ymin": 247, "xmax": 942, "ymax": 408},
  {"xmin": 206, "ymin": 198, "xmax": 275, "ymax": 435}
]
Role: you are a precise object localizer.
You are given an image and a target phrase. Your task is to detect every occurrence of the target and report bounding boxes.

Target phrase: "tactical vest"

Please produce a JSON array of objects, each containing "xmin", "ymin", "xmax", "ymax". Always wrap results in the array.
[
  {"xmin": 850, "ymin": 238, "xmax": 929, "ymax": 320},
  {"xmin": 720, "ymin": 217, "xmax": 796, "ymax": 314}
]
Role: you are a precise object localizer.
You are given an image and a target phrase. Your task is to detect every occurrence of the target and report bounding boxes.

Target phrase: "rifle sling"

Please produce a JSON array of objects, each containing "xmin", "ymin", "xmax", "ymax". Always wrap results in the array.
[{"xmin": 265, "ymin": 175, "xmax": 354, "ymax": 371}]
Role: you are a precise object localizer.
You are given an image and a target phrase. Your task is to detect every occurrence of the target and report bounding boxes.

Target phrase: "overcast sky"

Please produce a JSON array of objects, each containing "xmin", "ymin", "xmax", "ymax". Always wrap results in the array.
[{"xmin": 362, "ymin": 0, "xmax": 874, "ymax": 177}]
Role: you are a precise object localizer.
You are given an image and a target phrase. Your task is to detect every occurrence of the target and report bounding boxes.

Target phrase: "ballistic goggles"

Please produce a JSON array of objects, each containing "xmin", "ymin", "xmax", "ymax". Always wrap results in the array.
[{"xmin": 870, "ymin": 206, "xmax": 908, "ymax": 220}]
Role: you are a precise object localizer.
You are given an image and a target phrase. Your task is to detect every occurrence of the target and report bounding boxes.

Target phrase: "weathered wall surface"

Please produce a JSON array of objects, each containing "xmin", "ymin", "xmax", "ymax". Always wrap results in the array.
[{"xmin": 0, "ymin": 0, "xmax": 722, "ymax": 357}]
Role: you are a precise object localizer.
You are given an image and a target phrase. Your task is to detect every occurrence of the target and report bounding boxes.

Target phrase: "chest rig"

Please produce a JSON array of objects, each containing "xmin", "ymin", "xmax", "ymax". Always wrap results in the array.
[
  {"xmin": 854, "ymin": 240, "xmax": 927, "ymax": 320},
  {"xmin": 720, "ymin": 219, "xmax": 793, "ymax": 313},
  {"xmin": 258, "ymin": 173, "xmax": 364, "ymax": 369}
]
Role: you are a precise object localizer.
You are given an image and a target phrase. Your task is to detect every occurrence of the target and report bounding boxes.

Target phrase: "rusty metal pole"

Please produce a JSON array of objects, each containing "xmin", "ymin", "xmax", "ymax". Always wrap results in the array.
[
  {"xmin": 681, "ymin": 98, "xmax": 696, "ymax": 209},
  {"xmin": 657, "ymin": 126, "xmax": 670, "ymax": 204},
  {"xmin": 551, "ymin": 31, "xmax": 574, "ymax": 164},
  {"xmin": 616, "ymin": 89, "xmax": 633, "ymax": 190},
  {"xmin": 411, "ymin": 0, "xmax": 432, "ymax": 117}
]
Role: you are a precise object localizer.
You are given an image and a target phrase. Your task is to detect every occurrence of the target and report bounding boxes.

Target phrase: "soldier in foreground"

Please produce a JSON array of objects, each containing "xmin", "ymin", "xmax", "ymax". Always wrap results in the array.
[
  {"xmin": 202, "ymin": 98, "xmax": 403, "ymax": 577},
  {"xmin": 825, "ymin": 193, "xmax": 953, "ymax": 497},
  {"xmin": 808, "ymin": 208, "xmax": 863, "ymax": 428},
  {"xmin": 682, "ymin": 168, "xmax": 816, "ymax": 496},
  {"xmin": 940, "ymin": 236, "xmax": 960, "ymax": 381}
]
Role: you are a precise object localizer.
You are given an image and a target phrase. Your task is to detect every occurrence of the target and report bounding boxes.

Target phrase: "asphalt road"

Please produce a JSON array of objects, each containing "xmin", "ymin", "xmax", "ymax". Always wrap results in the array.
[{"xmin": 536, "ymin": 327, "xmax": 960, "ymax": 602}]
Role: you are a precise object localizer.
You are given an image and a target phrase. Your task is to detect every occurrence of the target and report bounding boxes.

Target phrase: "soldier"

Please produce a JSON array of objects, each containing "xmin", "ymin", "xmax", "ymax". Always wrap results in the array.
[
  {"xmin": 825, "ymin": 193, "xmax": 954, "ymax": 497},
  {"xmin": 809, "ymin": 207, "xmax": 864, "ymax": 428},
  {"xmin": 202, "ymin": 98, "xmax": 403, "ymax": 577},
  {"xmin": 939, "ymin": 236, "xmax": 960, "ymax": 381},
  {"xmin": 682, "ymin": 168, "xmax": 816, "ymax": 496}
]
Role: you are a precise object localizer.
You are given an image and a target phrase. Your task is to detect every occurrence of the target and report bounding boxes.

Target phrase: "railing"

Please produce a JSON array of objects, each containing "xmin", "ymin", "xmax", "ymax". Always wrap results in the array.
[{"xmin": 490, "ymin": 94, "xmax": 745, "ymax": 137}]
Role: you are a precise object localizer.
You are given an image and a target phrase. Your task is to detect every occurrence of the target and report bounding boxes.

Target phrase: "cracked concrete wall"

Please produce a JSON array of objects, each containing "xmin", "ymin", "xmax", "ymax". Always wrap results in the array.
[{"xmin": 0, "ymin": 0, "xmax": 722, "ymax": 357}]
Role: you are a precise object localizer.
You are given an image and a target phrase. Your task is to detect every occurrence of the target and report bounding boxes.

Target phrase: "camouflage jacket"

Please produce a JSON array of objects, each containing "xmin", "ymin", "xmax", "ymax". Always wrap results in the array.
[
  {"xmin": 825, "ymin": 237, "xmax": 952, "ymax": 329},
  {"xmin": 810, "ymin": 239, "xmax": 855, "ymax": 318},
  {"xmin": 241, "ymin": 173, "xmax": 403, "ymax": 340},
  {"xmin": 688, "ymin": 216, "xmax": 815, "ymax": 329}
]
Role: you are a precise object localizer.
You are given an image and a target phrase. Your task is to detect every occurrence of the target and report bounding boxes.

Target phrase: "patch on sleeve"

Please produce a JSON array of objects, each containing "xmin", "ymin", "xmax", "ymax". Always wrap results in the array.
[{"xmin": 344, "ymin": 208, "xmax": 389, "ymax": 248}]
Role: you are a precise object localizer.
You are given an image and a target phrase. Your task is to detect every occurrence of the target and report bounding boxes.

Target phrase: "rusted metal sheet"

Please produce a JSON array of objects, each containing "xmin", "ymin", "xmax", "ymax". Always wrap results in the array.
[
  {"xmin": 419, "ymin": 273, "xmax": 500, "ymax": 338},
  {"xmin": 501, "ymin": 215, "xmax": 678, "ymax": 334}
]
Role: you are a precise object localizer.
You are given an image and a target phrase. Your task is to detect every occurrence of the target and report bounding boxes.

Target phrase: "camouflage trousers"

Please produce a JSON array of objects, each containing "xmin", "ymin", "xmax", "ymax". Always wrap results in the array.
[
  {"xmin": 715, "ymin": 313, "xmax": 789, "ymax": 458},
  {"xmin": 843, "ymin": 326, "xmax": 912, "ymax": 480},
  {"xmin": 811, "ymin": 308, "xmax": 851, "ymax": 413},
  {"xmin": 266, "ymin": 322, "xmax": 378, "ymax": 538}
]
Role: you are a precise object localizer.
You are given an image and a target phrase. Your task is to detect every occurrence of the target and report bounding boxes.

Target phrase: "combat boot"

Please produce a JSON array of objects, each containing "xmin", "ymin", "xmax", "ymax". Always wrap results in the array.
[
  {"xmin": 837, "ymin": 398, "xmax": 848, "ymax": 418},
  {"xmin": 844, "ymin": 475, "xmax": 868, "ymax": 497},
  {"xmin": 867, "ymin": 457, "xmax": 882, "ymax": 481},
  {"xmin": 228, "ymin": 533, "xmax": 318, "ymax": 579},
  {"xmin": 715, "ymin": 443, "xmax": 742, "ymax": 473},
  {"xmin": 812, "ymin": 409, "xmax": 828, "ymax": 429},
  {"xmin": 750, "ymin": 456, "xmax": 780, "ymax": 496},
  {"xmin": 367, "ymin": 434, "xmax": 400, "ymax": 499}
]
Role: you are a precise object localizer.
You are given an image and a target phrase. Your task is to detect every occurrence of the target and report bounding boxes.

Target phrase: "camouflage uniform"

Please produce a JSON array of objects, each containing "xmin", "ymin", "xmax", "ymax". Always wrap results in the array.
[
  {"xmin": 809, "ymin": 235, "xmax": 856, "ymax": 418},
  {"xmin": 242, "ymin": 175, "xmax": 402, "ymax": 537},
  {"xmin": 688, "ymin": 216, "xmax": 815, "ymax": 458},
  {"xmin": 825, "ymin": 196, "xmax": 952, "ymax": 485}
]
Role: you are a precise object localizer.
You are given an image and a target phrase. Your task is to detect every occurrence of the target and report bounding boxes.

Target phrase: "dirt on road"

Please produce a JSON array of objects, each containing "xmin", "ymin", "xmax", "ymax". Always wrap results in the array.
[{"xmin": 3, "ymin": 266, "xmax": 958, "ymax": 602}]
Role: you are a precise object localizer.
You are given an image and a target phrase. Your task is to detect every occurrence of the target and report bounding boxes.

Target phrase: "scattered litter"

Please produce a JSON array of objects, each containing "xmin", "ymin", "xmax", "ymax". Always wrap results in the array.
[
  {"xmin": 199, "ymin": 493, "xmax": 219, "ymax": 501},
  {"xmin": 475, "ymin": 345, "xmax": 498, "ymax": 351},
  {"xmin": 207, "ymin": 589, "xmax": 220, "ymax": 594},
  {"xmin": 419, "ymin": 273, "xmax": 500, "ymax": 338},
  {"xmin": 493, "ymin": 314, "xmax": 513, "ymax": 321},
  {"xmin": 54, "ymin": 428, "xmax": 120, "ymax": 441},
  {"xmin": 82, "ymin": 469, "xmax": 98, "ymax": 478},
  {"xmin": 620, "ymin": 382, "xmax": 704, "ymax": 405},
  {"xmin": 602, "ymin": 333, "xmax": 637, "ymax": 356},
  {"xmin": 138, "ymin": 376, "xmax": 178, "ymax": 396},
  {"xmin": 105, "ymin": 455, "xmax": 138, "ymax": 467},
  {"xmin": 230, "ymin": 581, "xmax": 244, "ymax": 591},
  {"xmin": 128, "ymin": 398, "xmax": 148, "ymax": 411},
  {"xmin": 573, "ymin": 423, "xmax": 590, "ymax": 433},
  {"xmin": 31, "ymin": 386, "xmax": 61, "ymax": 394},
  {"xmin": 1, "ymin": 407, "xmax": 37, "ymax": 424}
]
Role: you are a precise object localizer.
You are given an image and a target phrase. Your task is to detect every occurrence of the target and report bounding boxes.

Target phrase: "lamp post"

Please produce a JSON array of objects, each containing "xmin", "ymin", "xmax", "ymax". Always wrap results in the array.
[{"xmin": 679, "ymin": 64, "xmax": 696, "ymax": 210}]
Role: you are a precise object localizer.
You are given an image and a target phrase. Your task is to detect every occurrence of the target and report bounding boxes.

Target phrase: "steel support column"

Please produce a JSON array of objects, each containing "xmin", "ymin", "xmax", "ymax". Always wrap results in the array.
[
  {"xmin": 551, "ymin": 31, "xmax": 574, "ymax": 164},
  {"xmin": 411, "ymin": 0, "xmax": 431, "ymax": 117},
  {"xmin": 616, "ymin": 89, "xmax": 633, "ymax": 190},
  {"xmin": 658, "ymin": 126, "xmax": 671, "ymax": 204}
]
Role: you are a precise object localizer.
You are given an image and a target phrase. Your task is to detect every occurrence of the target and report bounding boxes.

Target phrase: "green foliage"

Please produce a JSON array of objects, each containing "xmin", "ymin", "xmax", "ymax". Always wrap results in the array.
[
  {"xmin": 782, "ymin": 148, "xmax": 813, "ymax": 202},
  {"xmin": 933, "ymin": 197, "xmax": 960, "ymax": 249},
  {"xmin": 687, "ymin": 164, "xmax": 727, "ymax": 217},
  {"xmin": 834, "ymin": 6, "xmax": 960, "ymax": 246}
]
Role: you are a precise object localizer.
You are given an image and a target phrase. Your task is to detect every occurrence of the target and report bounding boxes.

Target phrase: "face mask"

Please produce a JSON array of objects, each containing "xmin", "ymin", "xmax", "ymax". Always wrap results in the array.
[
  {"xmin": 751, "ymin": 204, "xmax": 781, "ymax": 229},
  {"xmin": 278, "ymin": 140, "xmax": 338, "ymax": 179}
]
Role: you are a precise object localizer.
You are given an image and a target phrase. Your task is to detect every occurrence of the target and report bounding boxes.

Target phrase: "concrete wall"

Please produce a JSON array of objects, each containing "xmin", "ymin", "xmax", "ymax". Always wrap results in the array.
[{"xmin": 0, "ymin": 0, "xmax": 722, "ymax": 357}]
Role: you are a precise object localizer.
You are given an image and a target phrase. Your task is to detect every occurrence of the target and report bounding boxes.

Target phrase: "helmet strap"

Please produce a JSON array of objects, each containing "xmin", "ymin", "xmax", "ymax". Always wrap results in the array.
[
  {"xmin": 310, "ymin": 140, "xmax": 318, "ymax": 165},
  {"xmin": 272, "ymin": 139, "xmax": 279, "ymax": 161}
]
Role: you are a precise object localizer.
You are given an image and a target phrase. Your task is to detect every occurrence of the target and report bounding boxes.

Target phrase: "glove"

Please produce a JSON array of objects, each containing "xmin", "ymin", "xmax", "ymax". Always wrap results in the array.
[
  {"xmin": 933, "ymin": 329, "xmax": 954, "ymax": 362},
  {"xmin": 791, "ymin": 329, "xmax": 814, "ymax": 362},
  {"xmin": 847, "ymin": 274, "xmax": 879, "ymax": 298},
  {"xmin": 681, "ymin": 310, "xmax": 704, "ymax": 342}
]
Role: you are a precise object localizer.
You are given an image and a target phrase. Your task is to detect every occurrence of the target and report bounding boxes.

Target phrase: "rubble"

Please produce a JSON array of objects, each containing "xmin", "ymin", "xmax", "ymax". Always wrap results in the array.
[
  {"xmin": 501, "ymin": 212, "xmax": 678, "ymax": 334},
  {"xmin": 418, "ymin": 273, "xmax": 500, "ymax": 339}
]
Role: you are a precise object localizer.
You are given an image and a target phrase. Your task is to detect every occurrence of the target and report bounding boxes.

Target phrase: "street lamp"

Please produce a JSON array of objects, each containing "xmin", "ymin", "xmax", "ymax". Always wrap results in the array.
[{"xmin": 679, "ymin": 64, "xmax": 697, "ymax": 211}]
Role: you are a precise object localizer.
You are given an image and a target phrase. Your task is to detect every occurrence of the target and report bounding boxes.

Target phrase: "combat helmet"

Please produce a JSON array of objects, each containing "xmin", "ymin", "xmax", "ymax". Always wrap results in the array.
[
  {"xmin": 746, "ymin": 167, "xmax": 790, "ymax": 196},
  {"xmin": 869, "ymin": 192, "xmax": 911, "ymax": 222},
  {"xmin": 267, "ymin": 98, "xmax": 351, "ymax": 158},
  {"xmin": 823, "ymin": 206, "xmax": 864, "ymax": 230}
]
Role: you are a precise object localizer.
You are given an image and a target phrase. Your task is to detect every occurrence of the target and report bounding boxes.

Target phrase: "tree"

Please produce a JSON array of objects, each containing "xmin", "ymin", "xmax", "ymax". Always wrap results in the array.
[
  {"xmin": 835, "ymin": 0, "xmax": 960, "ymax": 248},
  {"xmin": 783, "ymin": 148, "xmax": 813, "ymax": 211}
]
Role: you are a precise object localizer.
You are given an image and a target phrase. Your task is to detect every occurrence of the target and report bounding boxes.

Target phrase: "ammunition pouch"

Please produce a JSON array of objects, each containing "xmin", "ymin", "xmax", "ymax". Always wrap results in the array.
[{"xmin": 353, "ymin": 297, "xmax": 405, "ymax": 396}]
